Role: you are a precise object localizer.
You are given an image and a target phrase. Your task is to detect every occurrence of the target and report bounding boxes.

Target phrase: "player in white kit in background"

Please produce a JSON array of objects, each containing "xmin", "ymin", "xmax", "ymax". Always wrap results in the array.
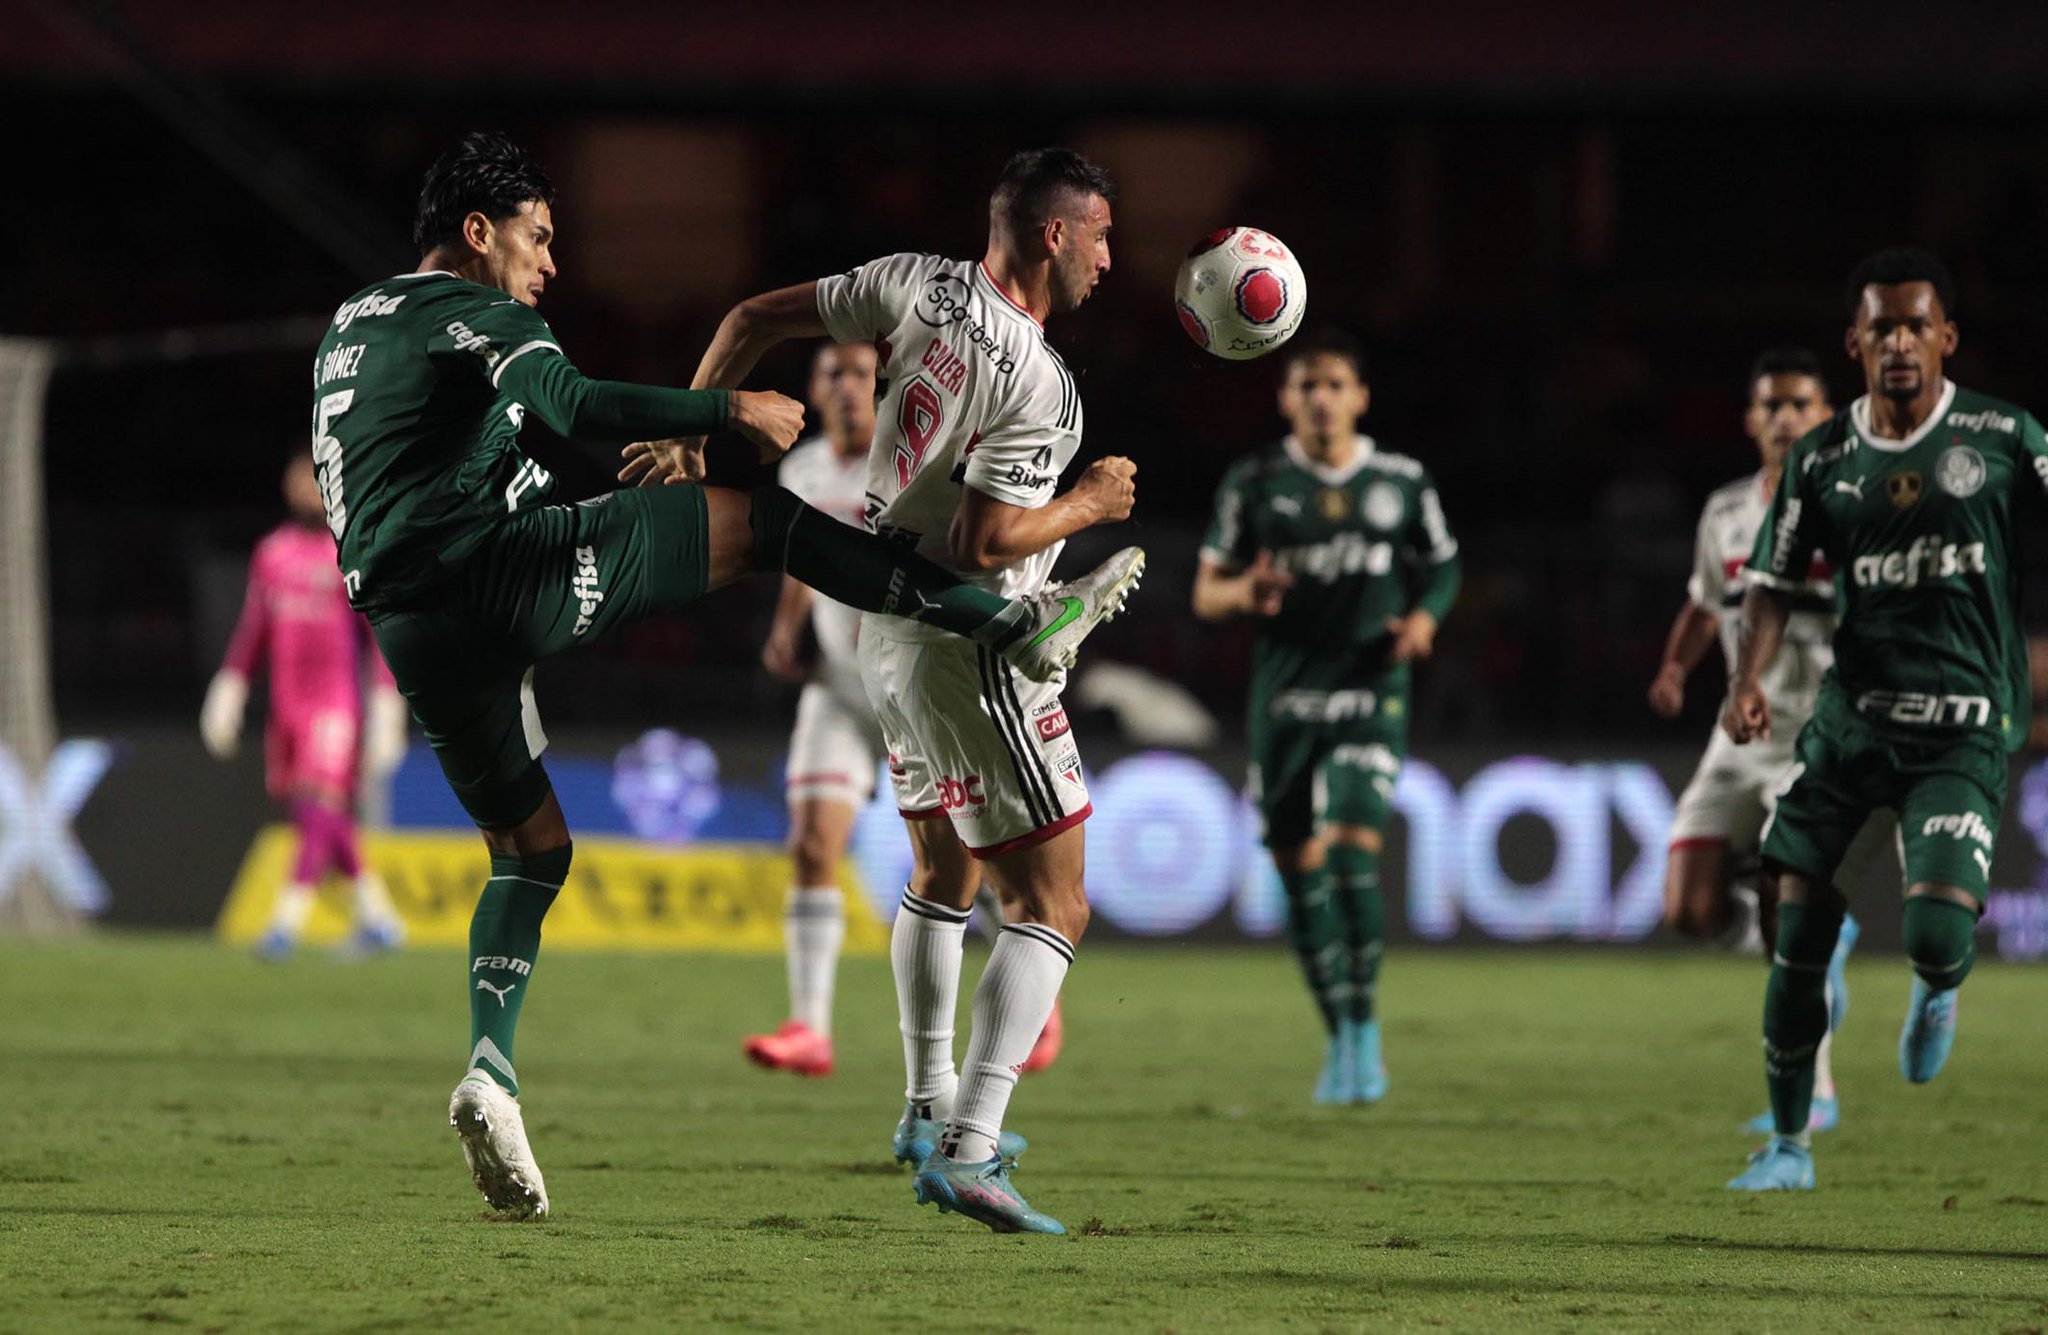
[
  {"xmin": 744, "ymin": 342, "xmax": 887, "ymax": 1076},
  {"xmin": 1647, "ymin": 346, "xmax": 1882, "ymax": 1133},
  {"xmin": 661, "ymin": 148, "xmax": 1142, "ymax": 1235}
]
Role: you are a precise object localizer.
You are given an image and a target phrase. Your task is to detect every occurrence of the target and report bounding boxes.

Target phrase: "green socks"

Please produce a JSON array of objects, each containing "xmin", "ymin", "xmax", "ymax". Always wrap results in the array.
[
  {"xmin": 751, "ymin": 486, "xmax": 1029, "ymax": 648},
  {"xmin": 468, "ymin": 844, "xmax": 571, "ymax": 1095},
  {"xmin": 1326, "ymin": 843, "xmax": 1385, "ymax": 1026},
  {"xmin": 1762, "ymin": 898, "xmax": 1840, "ymax": 1139},
  {"xmin": 1279, "ymin": 864, "xmax": 1347, "ymax": 1035},
  {"xmin": 1902, "ymin": 895, "xmax": 1977, "ymax": 992}
]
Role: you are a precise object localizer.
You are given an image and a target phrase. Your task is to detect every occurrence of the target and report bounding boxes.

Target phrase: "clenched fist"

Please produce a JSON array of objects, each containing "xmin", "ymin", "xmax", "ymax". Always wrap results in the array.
[{"xmin": 1073, "ymin": 455, "xmax": 1137, "ymax": 524}]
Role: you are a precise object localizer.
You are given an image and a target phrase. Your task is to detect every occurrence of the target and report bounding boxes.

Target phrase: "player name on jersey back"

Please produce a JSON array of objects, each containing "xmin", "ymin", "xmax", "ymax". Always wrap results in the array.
[{"xmin": 816, "ymin": 253, "xmax": 1082, "ymax": 602}]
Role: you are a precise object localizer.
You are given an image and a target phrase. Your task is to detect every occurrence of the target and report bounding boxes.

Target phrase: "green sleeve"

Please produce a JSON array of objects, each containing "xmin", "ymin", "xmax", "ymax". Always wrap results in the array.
[
  {"xmin": 1200, "ymin": 459, "xmax": 1258, "ymax": 570},
  {"xmin": 2019, "ymin": 412, "xmax": 2048, "ymax": 506},
  {"xmin": 1407, "ymin": 470, "xmax": 1460, "ymax": 622},
  {"xmin": 1747, "ymin": 433, "xmax": 1821, "ymax": 588},
  {"xmin": 496, "ymin": 351, "xmax": 731, "ymax": 442}
]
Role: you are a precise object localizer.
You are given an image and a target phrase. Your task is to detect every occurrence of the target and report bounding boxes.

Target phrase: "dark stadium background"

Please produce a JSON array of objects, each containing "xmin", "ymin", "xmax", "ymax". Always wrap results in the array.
[{"xmin": 11, "ymin": 0, "xmax": 2048, "ymax": 949}]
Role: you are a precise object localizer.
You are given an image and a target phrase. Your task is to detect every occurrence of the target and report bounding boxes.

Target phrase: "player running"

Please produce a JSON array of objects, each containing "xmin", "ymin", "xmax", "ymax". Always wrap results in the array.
[
  {"xmin": 630, "ymin": 148, "xmax": 1143, "ymax": 1235},
  {"xmin": 318, "ymin": 133, "xmax": 1137, "ymax": 1220},
  {"xmin": 1648, "ymin": 348, "xmax": 1882, "ymax": 1133},
  {"xmin": 741, "ymin": 344, "xmax": 1068, "ymax": 1081},
  {"xmin": 1194, "ymin": 330, "xmax": 1460, "ymax": 1105},
  {"xmin": 202, "ymin": 454, "xmax": 409, "ymax": 957},
  {"xmin": 1724, "ymin": 249, "xmax": 2041, "ymax": 1191}
]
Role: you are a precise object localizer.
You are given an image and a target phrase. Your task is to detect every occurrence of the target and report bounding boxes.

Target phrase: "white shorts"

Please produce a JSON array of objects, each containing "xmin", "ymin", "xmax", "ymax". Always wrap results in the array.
[
  {"xmin": 1668, "ymin": 726, "xmax": 1797, "ymax": 854},
  {"xmin": 858, "ymin": 617, "xmax": 1091, "ymax": 857},
  {"xmin": 1670, "ymin": 720, "xmax": 1900, "ymax": 890},
  {"xmin": 786, "ymin": 676, "xmax": 883, "ymax": 809}
]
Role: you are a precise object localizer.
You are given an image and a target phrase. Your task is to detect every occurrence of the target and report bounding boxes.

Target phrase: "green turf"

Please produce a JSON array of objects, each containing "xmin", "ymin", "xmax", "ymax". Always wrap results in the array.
[{"xmin": 2, "ymin": 935, "xmax": 2045, "ymax": 1333}]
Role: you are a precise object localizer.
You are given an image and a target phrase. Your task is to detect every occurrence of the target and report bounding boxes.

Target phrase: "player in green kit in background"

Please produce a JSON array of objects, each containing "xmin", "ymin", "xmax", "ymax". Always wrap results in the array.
[
  {"xmin": 1724, "ymin": 249, "xmax": 2044, "ymax": 1191},
  {"xmin": 1195, "ymin": 331, "xmax": 1461, "ymax": 1104},
  {"xmin": 314, "ymin": 133, "xmax": 1142, "ymax": 1218}
]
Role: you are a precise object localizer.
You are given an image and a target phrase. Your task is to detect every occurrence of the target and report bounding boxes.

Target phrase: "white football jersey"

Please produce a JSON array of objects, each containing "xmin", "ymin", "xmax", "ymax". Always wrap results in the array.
[
  {"xmin": 816, "ymin": 253, "xmax": 1082, "ymax": 599},
  {"xmin": 778, "ymin": 435, "xmax": 869, "ymax": 673},
  {"xmin": 1691, "ymin": 470, "xmax": 1835, "ymax": 711}
]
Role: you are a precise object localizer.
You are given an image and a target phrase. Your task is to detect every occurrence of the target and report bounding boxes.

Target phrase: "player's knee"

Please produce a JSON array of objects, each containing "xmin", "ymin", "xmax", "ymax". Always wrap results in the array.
[
  {"xmin": 748, "ymin": 485, "xmax": 804, "ymax": 572},
  {"xmin": 789, "ymin": 823, "xmax": 840, "ymax": 885},
  {"xmin": 1901, "ymin": 892, "xmax": 1978, "ymax": 990}
]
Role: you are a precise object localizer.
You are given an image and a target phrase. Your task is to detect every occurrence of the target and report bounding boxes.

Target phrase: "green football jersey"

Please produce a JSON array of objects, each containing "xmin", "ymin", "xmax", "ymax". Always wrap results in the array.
[
  {"xmin": 1201, "ymin": 435, "xmax": 1461, "ymax": 698},
  {"xmin": 1749, "ymin": 381, "xmax": 2047, "ymax": 751},
  {"xmin": 310, "ymin": 271, "xmax": 567, "ymax": 614}
]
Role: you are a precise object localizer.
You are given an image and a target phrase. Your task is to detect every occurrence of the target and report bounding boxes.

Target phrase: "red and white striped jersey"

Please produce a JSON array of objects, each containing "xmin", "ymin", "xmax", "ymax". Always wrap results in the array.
[{"xmin": 1689, "ymin": 470, "xmax": 1835, "ymax": 711}]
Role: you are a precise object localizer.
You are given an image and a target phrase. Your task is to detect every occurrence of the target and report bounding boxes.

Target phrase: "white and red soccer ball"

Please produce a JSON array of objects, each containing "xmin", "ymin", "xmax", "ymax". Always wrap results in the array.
[{"xmin": 1174, "ymin": 226, "xmax": 1307, "ymax": 361}]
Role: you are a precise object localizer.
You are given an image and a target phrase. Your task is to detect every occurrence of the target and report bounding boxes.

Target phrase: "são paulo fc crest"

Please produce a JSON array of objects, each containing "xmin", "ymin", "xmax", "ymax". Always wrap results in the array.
[
  {"xmin": 1317, "ymin": 487, "xmax": 1351, "ymax": 520},
  {"xmin": 1936, "ymin": 444, "xmax": 1986, "ymax": 499},
  {"xmin": 1886, "ymin": 470, "xmax": 1923, "ymax": 509},
  {"xmin": 1364, "ymin": 481, "xmax": 1405, "ymax": 530}
]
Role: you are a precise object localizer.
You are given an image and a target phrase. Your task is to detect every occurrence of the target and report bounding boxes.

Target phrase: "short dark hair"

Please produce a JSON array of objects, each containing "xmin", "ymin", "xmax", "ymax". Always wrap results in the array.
[
  {"xmin": 412, "ymin": 131, "xmax": 556, "ymax": 256},
  {"xmin": 1284, "ymin": 328, "xmax": 1369, "ymax": 382},
  {"xmin": 989, "ymin": 148, "xmax": 1117, "ymax": 238},
  {"xmin": 1844, "ymin": 247, "xmax": 1956, "ymax": 320},
  {"xmin": 1748, "ymin": 345, "xmax": 1825, "ymax": 391}
]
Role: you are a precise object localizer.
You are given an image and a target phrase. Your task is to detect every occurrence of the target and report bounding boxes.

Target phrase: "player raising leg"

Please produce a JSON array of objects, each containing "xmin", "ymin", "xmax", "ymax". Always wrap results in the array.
[
  {"xmin": 637, "ymin": 148, "xmax": 1142, "ymax": 1234},
  {"xmin": 1725, "ymin": 250, "xmax": 2036, "ymax": 1191},
  {"xmin": 201, "ymin": 455, "xmax": 408, "ymax": 957},
  {"xmin": 1194, "ymin": 331, "xmax": 1460, "ymax": 1105},
  {"xmin": 319, "ymin": 134, "xmax": 1137, "ymax": 1219}
]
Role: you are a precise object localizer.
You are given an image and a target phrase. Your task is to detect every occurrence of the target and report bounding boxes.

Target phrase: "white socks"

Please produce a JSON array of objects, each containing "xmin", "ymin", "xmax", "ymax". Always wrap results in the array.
[
  {"xmin": 892, "ymin": 888, "xmax": 968, "ymax": 1116},
  {"xmin": 269, "ymin": 882, "xmax": 316, "ymax": 937},
  {"xmin": 353, "ymin": 870, "xmax": 399, "ymax": 926},
  {"xmin": 942, "ymin": 923, "xmax": 1073, "ymax": 1163},
  {"xmin": 785, "ymin": 886, "xmax": 846, "ymax": 1035}
]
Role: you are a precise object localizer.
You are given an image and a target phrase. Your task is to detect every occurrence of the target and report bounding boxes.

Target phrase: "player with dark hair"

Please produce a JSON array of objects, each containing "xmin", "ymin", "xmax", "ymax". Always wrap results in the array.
[
  {"xmin": 313, "ymin": 132, "xmax": 1138, "ymax": 1219},
  {"xmin": 1194, "ymin": 328, "xmax": 1460, "ymax": 1105},
  {"xmin": 1649, "ymin": 348, "xmax": 1889, "ymax": 1135},
  {"xmin": 626, "ymin": 146, "xmax": 1143, "ymax": 1235},
  {"xmin": 1725, "ymin": 248, "xmax": 2043, "ymax": 1190}
]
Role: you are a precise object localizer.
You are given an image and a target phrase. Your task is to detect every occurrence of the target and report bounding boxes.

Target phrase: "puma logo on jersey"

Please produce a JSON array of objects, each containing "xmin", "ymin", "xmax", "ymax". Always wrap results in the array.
[
  {"xmin": 475, "ymin": 979, "xmax": 517, "ymax": 1007},
  {"xmin": 333, "ymin": 290, "xmax": 406, "ymax": 331},
  {"xmin": 1270, "ymin": 496, "xmax": 1301, "ymax": 515},
  {"xmin": 1850, "ymin": 538, "xmax": 1985, "ymax": 589},
  {"xmin": 1834, "ymin": 479, "xmax": 1865, "ymax": 499}
]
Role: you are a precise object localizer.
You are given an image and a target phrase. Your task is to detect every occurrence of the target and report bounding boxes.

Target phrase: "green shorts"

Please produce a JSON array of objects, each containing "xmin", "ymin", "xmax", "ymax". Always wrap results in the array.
[
  {"xmin": 1248, "ymin": 682, "xmax": 1408, "ymax": 848},
  {"xmin": 370, "ymin": 486, "xmax": 712, "ymax": 828},
  {"xmin": 1761, "ymin": 686, "xmax": 2008, "ymax": 898}
]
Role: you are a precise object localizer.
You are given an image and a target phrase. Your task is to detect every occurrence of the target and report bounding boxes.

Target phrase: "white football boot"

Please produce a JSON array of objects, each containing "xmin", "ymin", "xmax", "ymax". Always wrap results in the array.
[
  {"xmin": 448, "ymin": 1070, "xmax": 549, "ymax": 1218},
  {"xmin": 1002, "ymin": 546, "xmax": 1146, "ymax": 684}
]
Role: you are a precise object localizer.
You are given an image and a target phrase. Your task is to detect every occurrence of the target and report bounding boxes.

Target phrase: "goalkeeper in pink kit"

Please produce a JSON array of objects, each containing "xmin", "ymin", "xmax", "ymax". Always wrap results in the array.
[{"xmin": 202, "ymin": 456, "xmax": 409, "ymax": 956}]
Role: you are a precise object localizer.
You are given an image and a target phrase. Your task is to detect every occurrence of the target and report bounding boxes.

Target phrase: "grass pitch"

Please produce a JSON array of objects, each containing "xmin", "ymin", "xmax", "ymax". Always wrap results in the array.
[{"xmin": 2, "ymin": 935, "xmax": 2045, "ymax": 1333}]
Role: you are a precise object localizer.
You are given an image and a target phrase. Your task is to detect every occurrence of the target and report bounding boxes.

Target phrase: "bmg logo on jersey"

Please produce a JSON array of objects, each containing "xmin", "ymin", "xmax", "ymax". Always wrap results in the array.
[{"xmin": 936, "ymin": 774, "xmax": 988, "ymax": 812}]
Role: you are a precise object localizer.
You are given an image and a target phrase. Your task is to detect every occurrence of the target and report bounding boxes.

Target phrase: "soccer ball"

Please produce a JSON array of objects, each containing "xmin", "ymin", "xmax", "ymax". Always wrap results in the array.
[{"xmin": 1173, "ymin": 227, "xmax": 1307, "ymax": 361}]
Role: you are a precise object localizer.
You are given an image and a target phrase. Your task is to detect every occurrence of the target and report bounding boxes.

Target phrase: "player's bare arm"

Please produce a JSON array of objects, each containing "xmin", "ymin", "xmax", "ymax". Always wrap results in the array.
[
  {"xmin": 1721, "ymin": 584, "xmax": 1788, "ymax": 743},
  {"xmin": 1649, "ymin": 599, "xmax": 1721, "ymax": 718},
  {"xmin": 760, "ymin": 576, "xmax": 817, "ymax": 683},
  {"xmin": 620, "ymin": 282, "xmax": 824, "ymax": 485},
  {"xmin": 1384, "ymin": 609, "xmax": 1439, "ymax": 664},
  {"xmin": 1192, "ymin": 551, "xmax": 1293, "ymax": 620},
  {"xmin": 947, "ymin": 456, "xmax": 1136, "ymax": 571}
]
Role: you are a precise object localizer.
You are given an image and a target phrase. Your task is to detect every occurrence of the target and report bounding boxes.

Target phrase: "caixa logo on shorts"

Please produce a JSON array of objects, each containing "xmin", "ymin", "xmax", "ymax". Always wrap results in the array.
[
  {"xmin": 936, "ymin": 774, "xmax": 987, "ymax": 812},
  {"xmin": 1854, "ymin": 689, "xmax": 1992, "ymax": 727},
  {"xmin": 570, "ymin": 545, "xmax": 606, "ymax": 636}
]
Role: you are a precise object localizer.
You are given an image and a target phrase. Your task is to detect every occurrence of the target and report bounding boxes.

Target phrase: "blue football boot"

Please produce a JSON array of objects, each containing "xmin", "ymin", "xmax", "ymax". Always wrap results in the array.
[
  {"xmin": 913, "ymin": 1152, "xmax": 1065, "ymax": 1235},
  {"xmin": 1743, "ymin": 1096, "xmax": 1838, "ymax": 1135},
  {"xmin": 1313, "ymin": 1027, "xmax": 1356, "ymax": 1104},
  {"xmin": 1899, "ymin": 977, "xmax": 1959, "ymax": 1084},
  {"xmin": 1352, "ymin": 1019, "xmax": 1388, "ymax": 1104},
  {"xmin": 1725, "ymin": 1135, "xmax": 1816, "ymax": 1191}
]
